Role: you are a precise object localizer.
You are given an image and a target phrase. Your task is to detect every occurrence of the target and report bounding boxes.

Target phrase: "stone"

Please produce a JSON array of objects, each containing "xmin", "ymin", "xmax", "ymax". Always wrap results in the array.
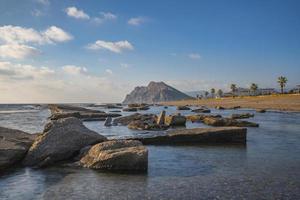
[
  {"xmin": 203, "ymin": 117, "xmax": 259, "ymax": 127},
  {"xmin": 129, "ymin": 127, "xmax": 247, "ymax": 145},
  {"xmin": 80, "ymin": 140, "xmax": 148, "ymax": 171},
  {"xmin": 157, "ymin": 111, "xmax": 166, "ymax": 125},
  {"xmin": 165, "ymin": 114, "xmax": 186, "ymax": 126},
  {"xmin": 123, "ymin": 107, "xmax": 138, "ymax": 112},
  {"xmin": 191, "ymin": 108, "xmax": 211, "ymax": 113},
  {"xmin": 186, "ymin": 114, "xmax": 222, "ymax": 123},
  {"xmin": 113, "ymin": 113, "xmax": 157, "ymax": 126},
  {"xmin": 215, "ymin": 106, "xmax": 225, "ymax": 110},
  {"xmin": 104, "ymin": 116, "xmax": 112, "ymax": 127},
  {"xmin": 177, "ymin": 106, "xmax": 191, "ymax": 110},
  {"xmin": 128, "ymin": 120, "xmax": 168, "ymax": 131},
  {"xmin": 0, "ymin": 127, "xmax": 36, "ymax": 170},
  {"xmin": 256, "ymin": 109, "xmax": 266, "ymax": 113},
  {"xmin": 231, "ymin": 113, "xmax": 254, "ymax": 119},
  {"xmin": 23, "ymin": 117, "xmax": 107, "ymax": 167}
]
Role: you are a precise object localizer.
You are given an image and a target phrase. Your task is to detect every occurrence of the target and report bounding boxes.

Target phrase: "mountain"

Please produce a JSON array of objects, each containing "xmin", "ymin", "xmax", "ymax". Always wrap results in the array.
[{"xmin": 123, "ymin": 81, "xmax": 194, "ymax": 104}]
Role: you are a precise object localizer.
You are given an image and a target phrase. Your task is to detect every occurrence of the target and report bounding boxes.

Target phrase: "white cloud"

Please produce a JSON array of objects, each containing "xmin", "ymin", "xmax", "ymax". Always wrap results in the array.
[
  {"xmin": 62, "ymin": 65, "xmax": 87, "ymax": 75},
  {"xmin": 43, "ymin": 26, "xmax": 73, "ymax": 43},
  {"xmin": 93, "ymin": 12, "xmax": 117, "ymax": 24},
  {"xmin": 188, "ymin": 53, "xmax": 201, "ymax": 60},
  {"xmin": 120, "ymin": 63, "xmax": 130, "ymax": 69},
  {"xmin": 86, "ymin": 40, "xmax": 134, "ymax": 53},
  {"xmin": 65, "ymin": 7, "xmax": 90, "ymax": 20},
  {"xmin": 128, "ymin": 17, "xmax": 147, "ymax": 26},
  {"xmin": 35, "ymin": 0, "xmax": 50, "ymax": 6},
  {"xmin": 0, "ymin": 44, "xmax": 40, "ymax": 59},
  {"xmin": 0, "ymin": 25, "xmax": 72, "ymax": 59},
  {"xmin": 105, "ymin": 69, "xmax": 113, "ymax": 74}
]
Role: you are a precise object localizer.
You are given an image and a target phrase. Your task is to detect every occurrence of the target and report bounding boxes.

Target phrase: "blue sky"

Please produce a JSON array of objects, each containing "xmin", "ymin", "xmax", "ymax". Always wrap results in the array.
[{"xmin": 0, "ymin": 0, "xmax": 299, "ymax": 103}]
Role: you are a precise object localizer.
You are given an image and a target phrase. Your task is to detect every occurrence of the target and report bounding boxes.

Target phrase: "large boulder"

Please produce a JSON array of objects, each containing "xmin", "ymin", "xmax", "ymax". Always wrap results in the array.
[
  {"xmin": 23, "ymin": 117, "xmax": 107, "ymax": 167},
  {"xmin": 80, "ymin": 140, "xmax": 148, "ymax": 171},
  {"xmin": 129, "ymin": 127, "xmax": 247, "ymax": 145},
  {"xmin": 203, "ymin": 117, "xmax": 259, "ymax": 127},
  {"xmin": 165, "ymin": 114, "xmax": 186, "ymax": 126},
  {"xmin": 0, "ymin": 127, "xmax": 36, "ymax": 170}
]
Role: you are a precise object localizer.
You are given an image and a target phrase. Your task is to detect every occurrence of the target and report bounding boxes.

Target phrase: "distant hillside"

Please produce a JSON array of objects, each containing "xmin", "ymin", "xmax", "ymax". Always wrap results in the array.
[
  {"xmin": 123, "ymin": 81, "xmax": 194, "ymax": 104},
  {"xmin": 185, "ymin": 90, "xmax": 207, "ymax": 98}
]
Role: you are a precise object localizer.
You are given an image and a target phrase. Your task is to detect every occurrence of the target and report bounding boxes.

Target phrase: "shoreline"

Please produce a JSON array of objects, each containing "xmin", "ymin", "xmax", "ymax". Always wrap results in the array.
[{"xmin": 161, "ymin": 94, "xmax": 300, "ymax": 112}]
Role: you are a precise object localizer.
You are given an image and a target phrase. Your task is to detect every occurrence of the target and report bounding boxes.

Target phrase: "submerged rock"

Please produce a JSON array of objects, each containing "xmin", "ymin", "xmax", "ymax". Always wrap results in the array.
[
  {"xmin": 23, "ymin": 117, "xmax": 107, "ymax": 167},
  {"xmin": 80, "ymin": 140, "xmax": 148, "ymax": 171},
  {"xmin": 231, "ymin": 113, "xmax": 254, "ymax": 119},
  {"xmin": 165, "ymin": 114, "xmax": 186, "ymax": 126},
  {"xmin": 0, "ymin": 127, "xmax": 36, "ymax": 170},
  {"xmin": 130, "ymin": 127, "xmax": 247, "ymax": 145}
]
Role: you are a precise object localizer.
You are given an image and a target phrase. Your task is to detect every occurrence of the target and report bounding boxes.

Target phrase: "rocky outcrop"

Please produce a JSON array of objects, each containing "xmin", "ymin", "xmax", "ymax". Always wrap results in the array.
[
  {"xmin": 80, "ymin": 140, "xmax": 148, "ymax": 171},
  {"xmin": 123, "ymin": 81, "xmax": 193, "ymax": 104},
  {"xmin": 49, "ymin": 104, "xmax": 121, "ymax": 121},
  {"xmin": 129, "ymin": 127, "xmax": 247, "ymax": 145},
  {"xmin": 23, "ymin": 117, "xmax": 107, "ymax": 167},
  {"xmin": 231, "ymin": 113, "xmax": 254, "ymax": 119},
  {"xmin": 128, "ymin": 120, "xmax": 168, "ymax": 131},
  {"xmin": 104, "ymin": 117, "xmax": 112, "ymax": 127},
  {"xmin": 165, "ymin": 114, "xmax": 186, "ymax": 126},
  {"xmin": 186, "ymin": 114, "xmax": 222, "ymax": 123},
  {"xmin": 0, "ymin": 127, "xmax": 36, "ymax": 170},
  {"xmin": 203, "ymin": 117, "xmax": 259, "ymax": 127}
]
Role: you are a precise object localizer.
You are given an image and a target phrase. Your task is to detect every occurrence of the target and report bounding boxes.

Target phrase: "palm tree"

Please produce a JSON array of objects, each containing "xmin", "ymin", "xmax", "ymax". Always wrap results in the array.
[
  {"xmin": 204, "ymin": 91, "xmax": 209, "ymax": 98},
  {"xmin": 250, "ymin": 83, "xmax": 258, "ymax": 96},
  {"xmin": 230, "ymin": 84, "xmax": 237, "ymax": 96},
  {"xmin": 211, "ymin": 88, "xmax": 215, "ymax": 98},
  {"xmin": 217, "ymin": 89, "xmax": 223, "ymax": 97},
  {"xmin": 277, "ymin": 76, "xmax": 288, "ymax": 94}
]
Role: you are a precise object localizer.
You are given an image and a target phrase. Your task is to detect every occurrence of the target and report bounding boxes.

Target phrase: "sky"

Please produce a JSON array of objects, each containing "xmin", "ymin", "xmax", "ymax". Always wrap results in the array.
[{"xmin": 0, "ymin": 0, "xmax": 299, "ymax": 103}]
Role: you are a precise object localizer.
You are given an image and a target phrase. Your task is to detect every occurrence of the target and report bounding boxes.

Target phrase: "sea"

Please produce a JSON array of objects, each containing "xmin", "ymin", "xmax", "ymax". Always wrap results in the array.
[{"xmin": 0, "ymin": 104, "xmax": 300, "ymax": 200}]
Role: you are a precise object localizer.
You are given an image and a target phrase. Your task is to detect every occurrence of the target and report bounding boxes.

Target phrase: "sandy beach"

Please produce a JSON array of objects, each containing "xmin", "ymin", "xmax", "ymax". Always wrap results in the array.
[{"xmin": 162, "ymin": 94, "xmax": 300, "ymax": 112}]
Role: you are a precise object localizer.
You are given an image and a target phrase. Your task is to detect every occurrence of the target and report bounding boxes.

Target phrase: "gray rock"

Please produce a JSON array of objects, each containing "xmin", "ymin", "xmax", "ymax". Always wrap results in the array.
[
  {"xmin": 203, "ymin": 117, "xmax": 259, "ymax": 127},
  {"xmin": 165, "ymin": 114, "xmax": 186, "ymax": 126},
  {"xmin": 0, "ymin": 127, "xmax": 36, "ymax": 170},
  {"xmin": 177, "ymin": 106, "xmax": 191, "ymax": 110},
  {"xmin": 104, "ymin": 116, "xmax": 112, "ymax": 127},
  {"xmin": 80, "ymin": 140, "xmax": 148, "ymax": 171},
  {"xmin": 231, "ymin": 113, "xmax": 254, "ymax": 119},
  {"xmin": 113, "ymin": 113, "xmax": 157, "ymax": 126},
  {"xmin": 23, "ymin": 117, "xmax": 107, "ymax": 167}
]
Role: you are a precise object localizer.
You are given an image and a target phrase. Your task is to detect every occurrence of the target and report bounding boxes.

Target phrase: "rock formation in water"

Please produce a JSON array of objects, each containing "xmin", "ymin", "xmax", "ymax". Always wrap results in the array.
[{"xmin": 123, "ymin": 81, "xmax": 193, "ymax": 104}]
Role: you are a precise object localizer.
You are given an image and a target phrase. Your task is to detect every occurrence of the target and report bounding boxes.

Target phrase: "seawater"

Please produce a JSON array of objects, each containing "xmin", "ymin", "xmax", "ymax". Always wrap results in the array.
[{"xmin": 0, "ymin": 104, "xmax": 300, "ymax": 199}]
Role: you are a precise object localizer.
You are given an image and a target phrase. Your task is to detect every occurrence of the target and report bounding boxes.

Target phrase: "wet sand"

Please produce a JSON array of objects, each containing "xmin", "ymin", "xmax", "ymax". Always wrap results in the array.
[{"xmin": 162, "ymin": 94, "xmax": 300, "ymax": 112}]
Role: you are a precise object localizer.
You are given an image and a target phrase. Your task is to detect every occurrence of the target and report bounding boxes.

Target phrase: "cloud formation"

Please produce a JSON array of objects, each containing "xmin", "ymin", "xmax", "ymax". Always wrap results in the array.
[
  {"xmin": 128, "ymin": 17, "xmax": 147, "ymax": 26},
  {"xmin": 93, "ymin": 12, "xmax": 117, "ymax": 24},
  {"xmin": 62, "ymin": 65, "xmax": 88, "ymax": 75},
  {"xmin": 0, "ymin": 25, "xmax": 72, "ymax": 59},
  {"xmin": 86, "ymin": 40, "xmax": 134, "ymax": 53},
  {"xmin": 65, "ymin": 7, "xmax": 90, "ymax": 20}
]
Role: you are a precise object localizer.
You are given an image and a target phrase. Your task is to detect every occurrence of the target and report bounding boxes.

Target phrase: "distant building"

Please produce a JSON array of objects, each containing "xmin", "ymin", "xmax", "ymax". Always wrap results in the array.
[{"xmin": 257, "ymin": 88, "xmax": 277, "ymax": 95}]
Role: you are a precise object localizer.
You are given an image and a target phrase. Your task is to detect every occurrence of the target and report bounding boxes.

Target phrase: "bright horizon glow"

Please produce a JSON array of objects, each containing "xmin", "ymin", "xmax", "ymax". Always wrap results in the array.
[{"xmin": 0, "ymin": 0, "xmax": 299, "ymax": 103}]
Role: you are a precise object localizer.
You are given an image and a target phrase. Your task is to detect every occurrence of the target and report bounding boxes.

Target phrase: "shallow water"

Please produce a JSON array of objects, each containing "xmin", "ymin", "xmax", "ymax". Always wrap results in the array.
[{"xmin": 0, "ymin": 104, "xmax": 300, "ymax": 199}]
